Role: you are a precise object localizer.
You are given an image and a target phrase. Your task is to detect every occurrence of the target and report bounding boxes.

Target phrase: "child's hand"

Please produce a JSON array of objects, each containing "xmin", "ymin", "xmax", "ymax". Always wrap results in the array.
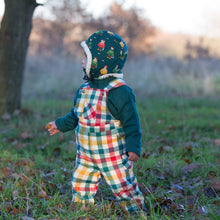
[
  {"xmin": 127, "ymin": 152, "xmax": 139, "ymax": 162},
  {"xmin": 45, "ymin": 121, "xmax": 60, "ymax": 136}
]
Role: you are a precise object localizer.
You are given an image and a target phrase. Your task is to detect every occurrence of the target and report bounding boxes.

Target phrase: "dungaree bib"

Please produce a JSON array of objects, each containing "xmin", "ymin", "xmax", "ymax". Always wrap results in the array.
[{"xmin": 72, "ymin": 78, "xmax": 144, "ymax": 212}]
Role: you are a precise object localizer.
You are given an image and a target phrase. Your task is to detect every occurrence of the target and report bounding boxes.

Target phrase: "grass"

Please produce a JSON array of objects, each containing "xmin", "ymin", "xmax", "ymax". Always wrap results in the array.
[
  {"xmin": 22, "ymin": 54, "xmax": 220, "ymax": 99},
  {"xmin": 0, "ymin": 96, "xmax": 219, "ymax": 219}
]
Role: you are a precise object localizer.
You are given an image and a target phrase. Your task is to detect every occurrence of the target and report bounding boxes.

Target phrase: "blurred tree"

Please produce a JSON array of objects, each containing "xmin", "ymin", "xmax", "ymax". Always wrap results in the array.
[
  {"xmin": 87, "ymin": 2, "xmax": 156, "ymax": 57},
  {"xmin": 0, "ymin": 0, "xmax": 41, "ymax": 114},
  {"xmin": 30, "ymin": 1, "xmax": 156, "ymax": 58},
  {"xmin": 184, "ymin": 38, "xmax": 210, "ymax": 61},
  {"xmin": 30, "ymin": 0, "xmax": 90, "ymax": 57}
]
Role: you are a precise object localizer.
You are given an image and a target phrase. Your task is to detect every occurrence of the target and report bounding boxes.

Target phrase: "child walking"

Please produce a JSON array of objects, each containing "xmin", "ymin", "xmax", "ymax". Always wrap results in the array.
[{"xmin": 46, "ymin": 30, "xmax": 145, "ymax": 213}]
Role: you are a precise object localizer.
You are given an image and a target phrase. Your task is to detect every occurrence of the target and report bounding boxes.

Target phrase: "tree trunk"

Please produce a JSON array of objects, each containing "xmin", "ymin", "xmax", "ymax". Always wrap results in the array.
[{"xmin": 0, "ymin": 0, "xmax": 38, "ymax": 114}]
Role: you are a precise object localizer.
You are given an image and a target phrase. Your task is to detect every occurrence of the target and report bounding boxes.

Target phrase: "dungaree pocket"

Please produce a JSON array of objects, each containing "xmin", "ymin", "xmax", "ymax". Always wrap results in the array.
[
  {"xmin": 83, "ymin": 103, "xmax": 96, "ymax": 120},
  {"xmin": 121, "ymin": 153, "xmax": 133, "ymax": 170}
]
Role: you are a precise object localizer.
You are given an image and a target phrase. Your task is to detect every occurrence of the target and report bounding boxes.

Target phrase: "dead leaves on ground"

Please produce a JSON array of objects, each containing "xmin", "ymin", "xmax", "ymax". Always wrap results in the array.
[
  {"xmin": 181, "ymin": 162, "xmax": 202, "ymax": 173},
  {"xmin": 1, "ymin": 166, "xmax": 11, "ymax": 177},
  {"xmin": 214, "ymin": 138, "xmax": 220, "ymax": 146},
  {"xmin": 1, "ymin": 108, "xmax": 33, "ymax": 121},
  {"xmin": 1, "ymin": 132, "xmax": 220, "ymax": 219},
  {"xmin": 0, "ymin": 157, "xmax": 71, "ymax": 218},
  {"xmin": 140, "ymin": 182, "xmax": 210, "ymax": 218},
  {"xmin": 139, "ymin": 137, "xmax": 220, "ymax": 218},
  {"xmin": 20, "ymin": 132, "xmax": 33, "ymax": 141}
]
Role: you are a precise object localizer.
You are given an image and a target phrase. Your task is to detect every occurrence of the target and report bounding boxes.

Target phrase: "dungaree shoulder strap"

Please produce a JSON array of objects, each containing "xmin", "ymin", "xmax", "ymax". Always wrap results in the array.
[{"xmin": 104, "ymin": 78, "xmax": 126, "ymax": 92}]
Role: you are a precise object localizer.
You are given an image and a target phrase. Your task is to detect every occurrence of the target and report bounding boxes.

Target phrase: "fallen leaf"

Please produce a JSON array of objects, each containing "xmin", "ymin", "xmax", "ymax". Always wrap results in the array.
[
  {"xmin": 15, "ymin": 142, "xmax": 26, "ymax": 149},
  {"xmin": 21, "ymin": 159, "xmax": 30, "ymax": 166},
  {"xmin": 57, "ymin": 203, "xmax": 63, "ymax": 209},
  {"xmin": 214, "ymin": 139, "xmax": 220, "ymax": 146},
  {"xmin": 154, "ymin": 198, "xmax": 185, "ymax": 214},
  {"xmin": 2, "ymin": 113, "xmax": 11, "ymax": 120},
  {"xmin": 195, "ymin": 206, "xmax": 208, "ymax": 216},
  {"xmin": 14, "ymin": 158, "xmax": 34, "ymax": 168},
  {"xmin": 213, "ymin": 200, "xmax": 220, "ymax": 206},
  {"xmin": 20, "ymin": 132, "xmax": 33, "ymax": 140},
  {"xmin": 18, "ymin": 176, "xmax": 29, "ymax": 187},
  {"xmin": 24, "ymin": 165, "xmax": 30, "ymax": 173},
  {"xmin": 6, "ymin": 137, "xmax": 16, "ymax": 143},
  {"xmin": 142, "ymin": 152, "xmax": 151, "ymax": 159},
  {"xmin": 204, "ymin": 187, "xmax": 217, "ymax": 198},
  {"xmin": 157, "ymin": 119, "xmax": 165, "ymax": 124},
  {"xmin": 13, "ymin": 109, "xmax": 20, "ymax": 116},
  {"xmin": 185, "ymin": 144, "xmax": 193, "ymax": 152},
  {"xmin": 182, "ymin": 162, "xmax": 201, "ymax": 173},
  {"xmin": 192, "ymin": 176, "xmax": 202, "ymax": 183},
  {"xmin": 45, "ymin": 123, "xmax": 51, "ymax": 129},
  {"xmin": 20, "ymin": 108, "xmax": 33, "ymax": 116},
  {"xmin": 209, "ymin": 178, "xmax": 220, "ymax": 192},
  {"xmin": 1, "ymin": 167, "xmax": 11, "ymax": 177},
  {"xmin": 38, "ymin": 189, "xmax": 47, "ymax": 199},
  {"xmin": 12, "ymin": 190, "xmax": 19, "ymax": 200},
  {"xmin": 0, "ymin": 183, "xmax": 4, "ymax": 192},
  {"xmin": 45, "ymin": 195, "xmax": 51, "ymax": 200},
  {"xmin": 22, "ymin": 216, "xmax": 35, "ymax": 220},
  {"xmin": 171, "ymin": 184, "xmax": 185, "ymax": 195},
  {"xmin": 37, "ymin": 145, "xmax": 46, "ymax": 150},
  {"xmin": 12, "ymin": 206, "xmax": 19, "ymax": 214},
  {"xmin": 159, "ymin": 146, "xmax": 173, "ymax": 153},
  {"xmin": 53, "ymin": 147, "xmax": 61, "ymax": 157},
  {"xmin": 171, "ymin": 203, "xmax": 185, "ymax": 213},
  {"xmin": 184, "ymin": 158, "xmax": 192, "ymax": 164},
  {"xmin": 5, "ymin": 202, "xmax": 12, "ymax": 212}
]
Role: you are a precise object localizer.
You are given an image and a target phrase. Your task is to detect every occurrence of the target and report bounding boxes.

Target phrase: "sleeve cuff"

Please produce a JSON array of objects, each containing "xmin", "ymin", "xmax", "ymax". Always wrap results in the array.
[{"xmin": 126, "ymin": 145, "xmax": 141, "ymax": 157}]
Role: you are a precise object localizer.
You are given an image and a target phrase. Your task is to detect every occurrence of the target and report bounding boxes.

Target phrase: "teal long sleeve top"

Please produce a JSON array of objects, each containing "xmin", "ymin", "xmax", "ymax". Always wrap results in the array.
[{"xmin": 55, "ymin": 77, "xmax": 142, "ymax": 157}]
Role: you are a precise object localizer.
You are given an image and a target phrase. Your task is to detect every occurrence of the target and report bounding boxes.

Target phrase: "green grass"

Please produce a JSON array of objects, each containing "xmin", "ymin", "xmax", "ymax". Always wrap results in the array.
[{"xmin": 0, "ymin": 97, "xmax": 220, "ymax": 219}]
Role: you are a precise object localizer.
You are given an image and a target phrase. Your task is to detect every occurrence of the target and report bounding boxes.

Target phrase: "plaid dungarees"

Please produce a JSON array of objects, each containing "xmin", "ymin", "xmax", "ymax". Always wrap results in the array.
[{"xmin": 72, "ymin": 78, "xmax": 144, "ymax": 212}]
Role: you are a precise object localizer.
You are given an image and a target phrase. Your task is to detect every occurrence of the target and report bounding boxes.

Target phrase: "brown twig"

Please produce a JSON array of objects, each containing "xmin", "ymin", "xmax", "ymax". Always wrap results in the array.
[
  {"xmin": 21, "ymin": 173, "xmax": 44, "ymax": 191},
  {"xmin": 133, "ymin": 199, "xmax": 148, "ymax": 220},
  {"xmin": 25, "ymin": 187, "xmax": 30, "ymax": 215},
  {"xmin": 211, "ymin": 187, "xmax": 219, "ymax": 199}
]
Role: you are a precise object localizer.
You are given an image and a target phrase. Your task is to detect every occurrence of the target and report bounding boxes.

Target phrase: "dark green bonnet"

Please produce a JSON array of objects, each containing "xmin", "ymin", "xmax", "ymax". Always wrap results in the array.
[{"xmin": 81, "ymin": 30, "xmax": 128, "ymax": 80}]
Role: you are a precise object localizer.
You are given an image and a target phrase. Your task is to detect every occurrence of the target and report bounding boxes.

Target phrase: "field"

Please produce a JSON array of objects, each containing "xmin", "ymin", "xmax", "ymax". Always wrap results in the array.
[
  {"xmin": 1, "ymin": 2, "xmax": 220, "ymax": 219},
  {"xmin": 0, "ymin": 94, "xmax": 220, "ymax": 219},
  {"xmin": 1, "ymin": 53, "xmax": 220, "ymax": 219},
  {"xmin": 22, "ymin": 54, "xmax": 220, "ymax": 98}
]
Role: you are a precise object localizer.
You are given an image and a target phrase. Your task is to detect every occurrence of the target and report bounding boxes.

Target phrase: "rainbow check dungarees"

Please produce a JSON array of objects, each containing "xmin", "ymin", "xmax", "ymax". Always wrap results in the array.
[{"xmin": 72, "ymin": 78, "xmax": 144, "ymax": 212}]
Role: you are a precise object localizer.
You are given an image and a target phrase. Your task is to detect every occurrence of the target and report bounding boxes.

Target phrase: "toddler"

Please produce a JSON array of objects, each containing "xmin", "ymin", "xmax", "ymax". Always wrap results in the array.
[{"xmin": 46, "ymin": 30, "xmax": 145, "ymax": 213}]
